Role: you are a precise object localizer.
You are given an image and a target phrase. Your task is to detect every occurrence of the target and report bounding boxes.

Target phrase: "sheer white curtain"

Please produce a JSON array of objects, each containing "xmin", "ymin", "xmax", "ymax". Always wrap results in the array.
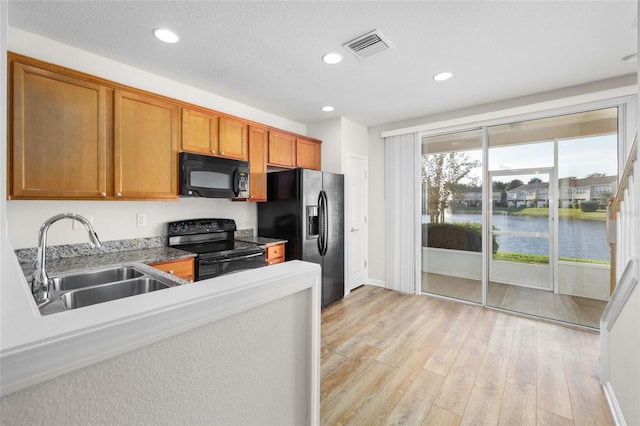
[{"xmin": 384, "ymin": 132, "xmax": 421, "ymax": 294}]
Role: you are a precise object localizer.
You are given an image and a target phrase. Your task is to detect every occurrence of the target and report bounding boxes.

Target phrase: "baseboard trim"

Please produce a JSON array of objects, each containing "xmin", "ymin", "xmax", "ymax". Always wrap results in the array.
[
  {"xmin": 366, "ymin": 279, "xmax": 386, "ymax": 288},
  {"xmin": 602, "ymin": 381, "xmax": 626, "ymax": 426}
]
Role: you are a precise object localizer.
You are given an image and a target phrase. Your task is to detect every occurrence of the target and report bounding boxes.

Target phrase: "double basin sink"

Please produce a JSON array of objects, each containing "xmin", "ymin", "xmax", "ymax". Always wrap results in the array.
[{"xmin": 38, "ymin": 265, "xmax": 181, "ymax": 315}]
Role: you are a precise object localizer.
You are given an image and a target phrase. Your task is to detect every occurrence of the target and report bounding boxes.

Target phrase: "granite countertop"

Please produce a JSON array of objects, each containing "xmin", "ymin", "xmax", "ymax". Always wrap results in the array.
[
  {"xmin": 19, "ymin": 246, "xmax": 196, "ymax": 281},
  {"xmin": 235, "ymin": 236, "xmax": 287, "ymax": 247}
]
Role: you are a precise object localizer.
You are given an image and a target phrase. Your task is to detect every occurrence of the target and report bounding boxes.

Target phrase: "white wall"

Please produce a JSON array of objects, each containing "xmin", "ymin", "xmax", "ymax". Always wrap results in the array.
[
  {"xmin": 1, "ymin": 288, "xmax": 313, "ymax": 426},
  {"xmin": 1, "ymin": 1, "xmax": 10, "ymax": 277},
  {"xmin": 308, "ymin": 118, "xmax": 342, "ymax": 174},
  {"xmin": 5, "ymin": 28, "xmax": 310, "ymax": 249},
  {"xmin": 7, "ymin": 199, "xmax": 257, "ymax": 249}
]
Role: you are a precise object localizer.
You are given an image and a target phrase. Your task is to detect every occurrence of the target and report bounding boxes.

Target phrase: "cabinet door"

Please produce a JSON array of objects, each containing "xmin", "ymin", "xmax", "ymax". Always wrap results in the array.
[
  {"xmin": 218, "ymin": 116, "xmax": 248, "ymax": 160},
  {"xmin": 296, "ymin": 138, "xmax": 322, "ymax": 170},
  {"xmin": 114, "ymin": 90, "xmax": 179, "ymax": 199},
  {"xmin": 248, "ymin": 126, "xmax": 268, "ymax": 202},
  {"xmin": 268, "ymin": 131, "xmax": 296, "ymax": 167},
  {"xmin": 266, "ymin": 243, "xmax": 285, "ymax": 265},
  {"xmin": 149, "ymin": 258, "xmax": 194, "ymax": 281},
  {"xmin": 181, "ymin": 107, "xmax": 218, "ymax": 155},
  {"xmin": 10, "ymin": 63, "xmax": 108, "ymax": 199}
]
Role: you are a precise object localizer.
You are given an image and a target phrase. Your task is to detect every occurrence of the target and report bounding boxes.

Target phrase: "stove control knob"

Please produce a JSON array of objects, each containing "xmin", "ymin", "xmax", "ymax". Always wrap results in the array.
[
  {"xmin": 180, "ymin": 222, "xmax": 188, "ymax": 232},
  {"xmin": 169, "ymin": 223, "xmax": 180, "ymax": 234}
]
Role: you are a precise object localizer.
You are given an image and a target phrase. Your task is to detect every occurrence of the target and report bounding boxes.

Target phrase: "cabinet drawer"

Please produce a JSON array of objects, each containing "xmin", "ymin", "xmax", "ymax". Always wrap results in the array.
[
  {"xmin": 149, "ymin": 258, "xmax": 194, "ymax": 281},
  {"xmin": 266, "ymin": 243, "xmax": 285, "ymax": 266}
]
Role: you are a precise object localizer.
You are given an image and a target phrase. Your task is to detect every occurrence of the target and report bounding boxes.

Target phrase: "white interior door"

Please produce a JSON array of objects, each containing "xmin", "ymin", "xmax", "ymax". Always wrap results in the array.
[{"xmin": 346, "ymin": 154, "xmax": 367, "ymax": 291}]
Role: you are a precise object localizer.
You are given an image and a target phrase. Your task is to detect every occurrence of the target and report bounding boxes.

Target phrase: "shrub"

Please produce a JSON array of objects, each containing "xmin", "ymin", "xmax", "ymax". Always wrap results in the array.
[
  {"xmin": 422, "ymin": 222, "xmax": 499, "ymax": 253},
  {"xmin": 580, "ymin": 200, "xmax": 599, "ymax": 212}
]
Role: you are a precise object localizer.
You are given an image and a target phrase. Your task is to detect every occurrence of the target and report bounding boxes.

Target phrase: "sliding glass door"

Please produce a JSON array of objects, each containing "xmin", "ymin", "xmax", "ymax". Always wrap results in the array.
[{"xmin": 420, "ymin": 107, "xmax": 618, "ymax": 328}]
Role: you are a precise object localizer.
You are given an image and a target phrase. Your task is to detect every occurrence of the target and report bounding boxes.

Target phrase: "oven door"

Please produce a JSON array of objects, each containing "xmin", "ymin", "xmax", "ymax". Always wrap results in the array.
[
  {"xmin": 197, "ymin": 250, "xmax": 266, "ymax": 281},
  {"xmin": 180, "ymin": 152, "xmax": 249, "ymax": 198}
]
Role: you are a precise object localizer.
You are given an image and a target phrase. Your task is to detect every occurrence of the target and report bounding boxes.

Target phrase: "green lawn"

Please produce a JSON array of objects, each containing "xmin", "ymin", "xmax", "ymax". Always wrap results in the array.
[{"xmin": 493, "ymin": 251, "xmax": 610, "ymax": 265}]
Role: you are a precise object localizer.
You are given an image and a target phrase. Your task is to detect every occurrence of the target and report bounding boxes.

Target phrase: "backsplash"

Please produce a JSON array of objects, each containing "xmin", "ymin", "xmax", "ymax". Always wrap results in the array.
[{"xmin": 14, "ymin": 229, "xmax": 255, "ymax": 264}]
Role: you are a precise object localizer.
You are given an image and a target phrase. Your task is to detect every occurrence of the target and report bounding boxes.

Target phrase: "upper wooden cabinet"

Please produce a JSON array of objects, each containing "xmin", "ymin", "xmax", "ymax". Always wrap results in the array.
[
  {"xmin": 114, "ymin": 90, "xmax": 179, "ymax": 200},
  {"xmin": 296, "ymin": 137, "xmax": 322, "ymax": 171},
  {"xmin": 181, "ymin": 107, "xmax": 219, "ymax": 155},
  {"xmin": 181, "ymin": 107, "xmax": 248, "ymax": 161},
  {"xmin": 10, "ymin": 62, "xmax": 109, "ymax": 199},
  {"xmin": 8, "ymin": 56, "xmax": 179, "ymax": 200},
  {"xmin": 218, "ymin": 116, "xmax": 248, "ymax": 161},
  {"xmin": 268, "ymin": 131, "xmax": 296, "ymax": 168},
  {"xmin": 248, "ymin": 126, "xmax": 268, "ymax": 202}
]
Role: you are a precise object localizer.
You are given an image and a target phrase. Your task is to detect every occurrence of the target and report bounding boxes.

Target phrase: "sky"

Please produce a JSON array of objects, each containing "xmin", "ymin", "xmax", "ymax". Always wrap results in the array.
[{"xmin": 457, "ymin": 134, "xmax": 617, "ymax": 185}]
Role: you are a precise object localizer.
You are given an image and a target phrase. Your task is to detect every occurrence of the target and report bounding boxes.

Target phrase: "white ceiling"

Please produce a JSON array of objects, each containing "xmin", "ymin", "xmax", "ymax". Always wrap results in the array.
[{"xmin": 7, "ymin": 1, "xmax": 638, "ymax": 128}]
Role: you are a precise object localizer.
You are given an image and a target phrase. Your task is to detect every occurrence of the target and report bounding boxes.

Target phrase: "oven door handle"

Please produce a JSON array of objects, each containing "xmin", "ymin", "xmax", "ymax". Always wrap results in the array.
[{"xmin": 200, "ymin": 252, "xmax": 264, "ymax": 265}]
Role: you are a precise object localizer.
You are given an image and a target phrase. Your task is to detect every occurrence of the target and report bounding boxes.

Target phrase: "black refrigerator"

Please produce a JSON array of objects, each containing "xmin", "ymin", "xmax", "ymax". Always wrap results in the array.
[{"xmin": 258, "ymin": 168, "xmax": 344, "ymax": 307}]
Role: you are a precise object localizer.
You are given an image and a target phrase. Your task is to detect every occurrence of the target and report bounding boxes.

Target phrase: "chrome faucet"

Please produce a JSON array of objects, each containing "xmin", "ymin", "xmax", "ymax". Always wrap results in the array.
[{"xmin": 32, "ymin": 213, "xmax": 102, "ymax": 302}]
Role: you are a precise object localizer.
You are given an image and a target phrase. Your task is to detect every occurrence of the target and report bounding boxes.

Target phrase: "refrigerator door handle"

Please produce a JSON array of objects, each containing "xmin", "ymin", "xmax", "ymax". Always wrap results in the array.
[{"xmin": 319, "ymin": 190, "xmax": 329, "ymax": 256}]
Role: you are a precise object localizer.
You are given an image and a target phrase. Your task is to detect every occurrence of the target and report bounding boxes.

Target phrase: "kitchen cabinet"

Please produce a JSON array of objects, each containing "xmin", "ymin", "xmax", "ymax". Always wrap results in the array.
[
  {"xmin": 181, "ymin": 108, "xmax": 248, "ymax": 161},
  {"xmin": 148, "ymin": 257, "xmax": 195, "ymax": 281},
  {"xmin": 9, "ymin": 62, "xmax": 109, "ymax": 199},
  {"xmin": 266, "ymin": 243, "xmax": 285, "ymax": 266},
  {"xmin": 9, "ymin": 55, "xmax": 179, "ymax": 200},
  {"xmin": 114, "ymin": 90, "xmax": 179, "ymax": 199},
  {"xmin": 218, "ymin": 116, "xmax": 249, "ymax": 161},
  {"xmin": 267, "ymin": 131, "xmax": 296, "ymax": 168},
  {"xmin": 296, "ymin": 137, "xmax": 321, "ymax": 170},
  {"xmin": 248, "ymin": 125, "xmax": 268, "ymax": 202},
  {"xmin": 181, "ymin": 107, "xmax": 219, "ymax": 156}
]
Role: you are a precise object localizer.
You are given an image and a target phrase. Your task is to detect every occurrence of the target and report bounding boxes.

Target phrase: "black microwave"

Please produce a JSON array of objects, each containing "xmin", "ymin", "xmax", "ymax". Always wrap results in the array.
[{"xmin": 179, "ymin": 152, "xmax": 249, "ymax": 199}]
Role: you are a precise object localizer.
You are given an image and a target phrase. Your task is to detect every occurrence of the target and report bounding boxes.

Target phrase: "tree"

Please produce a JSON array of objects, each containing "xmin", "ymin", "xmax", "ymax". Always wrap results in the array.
[
  {"xmin": 528, "ymin": 177, "xmax": 542, "ymax": 184},
  {"xmin": 505, "ymin": 179, "xmax": 524, "ymax": 191},
  {"xmin": 422, "ymin": 152, "xmax": 479, "ymax": 223},
  {"xmin": 585, "ymin": 172, "xmax": 606, "ymax": 178}
]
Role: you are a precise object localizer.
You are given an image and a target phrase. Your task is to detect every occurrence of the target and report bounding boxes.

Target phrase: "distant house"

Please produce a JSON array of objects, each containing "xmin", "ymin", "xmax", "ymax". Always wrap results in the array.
[
  {"xmin": 558, "ymin": 176, "xmax": 617, "ymax": 208},
  {"xmin": 503, "ymin": 175, "xmax": 617, "ymax": 208},
  {"xmin": 453, "ymin": 187, "xmax": 502, "ymax": 207},
  {"xmin": 506, "ymin": 183, "xmax": 549, "ymax": 207}
]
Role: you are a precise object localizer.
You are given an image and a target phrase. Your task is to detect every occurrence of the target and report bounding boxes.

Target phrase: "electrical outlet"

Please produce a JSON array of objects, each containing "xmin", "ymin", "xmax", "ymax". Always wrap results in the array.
[
  {"xmin": 380, "ymin": 256, "xmax": 385, "ymax": 264},
  {"xmin": 136, "ymin": 213, "xmax": 147, "ymax": 227},
  {"xmin": 72, "ymin": 215, "xmax": 93, "ymax": 230}
]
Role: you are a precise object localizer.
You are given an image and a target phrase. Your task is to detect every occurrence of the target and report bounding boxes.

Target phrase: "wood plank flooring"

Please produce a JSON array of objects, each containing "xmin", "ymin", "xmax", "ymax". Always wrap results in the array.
[{"xmin": 321, "ymin": 285, "xmax": 612, "ymax": 426}]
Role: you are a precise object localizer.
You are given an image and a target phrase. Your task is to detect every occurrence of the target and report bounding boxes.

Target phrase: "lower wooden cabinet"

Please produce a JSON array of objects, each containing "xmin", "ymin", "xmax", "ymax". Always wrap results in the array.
[
  {"xmin": 148, "ymin": 257, "xmax": 195, "ymax": 281},
  {"xmin": 266, "ymin": 243, "xmax": 285, "ymax": 266}
]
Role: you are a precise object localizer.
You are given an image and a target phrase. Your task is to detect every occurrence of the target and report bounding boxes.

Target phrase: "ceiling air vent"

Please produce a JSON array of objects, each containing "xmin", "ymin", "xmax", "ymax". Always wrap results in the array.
[{"xmin": 343, "ymin": 29, "xmax": 394, "ymax": 60}]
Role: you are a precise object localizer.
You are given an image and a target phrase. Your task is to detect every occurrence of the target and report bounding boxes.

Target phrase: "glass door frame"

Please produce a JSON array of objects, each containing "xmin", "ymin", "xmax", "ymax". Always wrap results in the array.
[{"xmin": 485, "ymin": 167, "xmax": 557, "ymax": 304}]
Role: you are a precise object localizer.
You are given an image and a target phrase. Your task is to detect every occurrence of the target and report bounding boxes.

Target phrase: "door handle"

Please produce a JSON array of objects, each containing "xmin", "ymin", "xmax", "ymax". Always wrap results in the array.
[{"xmin": 350, "ymin": 227, "xmax": 359, "ymax": 232}]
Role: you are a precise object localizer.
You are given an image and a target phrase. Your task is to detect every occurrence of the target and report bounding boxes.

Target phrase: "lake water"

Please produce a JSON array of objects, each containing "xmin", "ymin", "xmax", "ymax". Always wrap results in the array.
[{"xmin": 423, "ymin": 213, "xmax": 609, "ymax": 261}]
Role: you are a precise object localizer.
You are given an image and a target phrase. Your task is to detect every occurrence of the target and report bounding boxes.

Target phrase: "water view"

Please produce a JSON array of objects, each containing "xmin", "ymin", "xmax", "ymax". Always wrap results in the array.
[{"xmin": 423, "ymin": 212, "xmax": 609, "ymax": 261}]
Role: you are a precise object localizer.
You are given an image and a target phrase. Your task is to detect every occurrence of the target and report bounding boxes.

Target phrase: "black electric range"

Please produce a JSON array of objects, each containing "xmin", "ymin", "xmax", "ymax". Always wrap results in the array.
[{"xmin": 167, "ymin": 218, "xmax": 266, "ymax": 281}]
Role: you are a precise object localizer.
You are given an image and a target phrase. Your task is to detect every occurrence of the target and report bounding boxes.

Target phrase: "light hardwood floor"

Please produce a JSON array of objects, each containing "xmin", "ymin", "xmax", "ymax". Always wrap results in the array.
[{"xmin": 321, "ymin": 285, "xmax": 612, "ymax": 426}]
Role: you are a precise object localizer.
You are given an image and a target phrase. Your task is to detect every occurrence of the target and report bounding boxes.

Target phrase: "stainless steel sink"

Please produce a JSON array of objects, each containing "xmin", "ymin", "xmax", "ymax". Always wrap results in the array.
[
  {"xmin": 37, "ymin": 265, "xmax": 182, "ymax": 315},
  {"xmin": 50, "ymin": 266, "xmax": 145, "ymax": 291},
  {"xmin": 60, "ymin": 278, "xmax": 172, "ymax": 309}
]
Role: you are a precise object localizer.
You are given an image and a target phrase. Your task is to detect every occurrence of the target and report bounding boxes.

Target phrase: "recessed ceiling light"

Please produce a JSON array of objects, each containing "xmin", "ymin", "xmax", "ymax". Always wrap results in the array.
[
  {"xmin": 622, "ymin": 53, "xmax": 638, "ymax": 63},
  {"xmin": 153, "ymin": 28, "xmax": 180, "ymax": 44},
  {"xmin": 433, "ymin": 72, "xmax": 453, "ymax": 82},
  {"xmin": 322, "ymin": 53, "xmax": 343, "ymax": 64},
  {"xmin": 322, "ymin": 106, "xmax": 335, "ymax": 112}
]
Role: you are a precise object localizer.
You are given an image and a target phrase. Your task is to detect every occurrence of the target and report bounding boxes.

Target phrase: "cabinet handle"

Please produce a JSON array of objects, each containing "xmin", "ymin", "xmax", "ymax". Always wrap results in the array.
[
  {"xmin": 168, "ymin": 270, "xmax": 174, "ymax": 274},
  {"xmin": 211, "ymin": 150, "xmax": 216, "ymax": 154},
  {"xmin": 100, "ymin": 192, "xmax": 106, "ymax": 198},
  {"xmin": 116, "ymin": 192, "xmax": 122, "ymax": 197},
  {"xmin": 267, "ymin": 261, "xmax": 272, "ymax": 265},
  {"xmin": 220, "ymin": 151, "xmax": 225, "ymax": 155},
  {"xmin": 274, "ymin": 250, "xmax": 279, "ymax": 254}
]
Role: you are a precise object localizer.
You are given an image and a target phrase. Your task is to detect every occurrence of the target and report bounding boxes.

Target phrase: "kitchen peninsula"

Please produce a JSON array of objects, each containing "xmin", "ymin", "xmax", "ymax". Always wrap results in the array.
[{"xmin": 0, "ymin": 239, "xmax": 321, "ymax": 425}]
